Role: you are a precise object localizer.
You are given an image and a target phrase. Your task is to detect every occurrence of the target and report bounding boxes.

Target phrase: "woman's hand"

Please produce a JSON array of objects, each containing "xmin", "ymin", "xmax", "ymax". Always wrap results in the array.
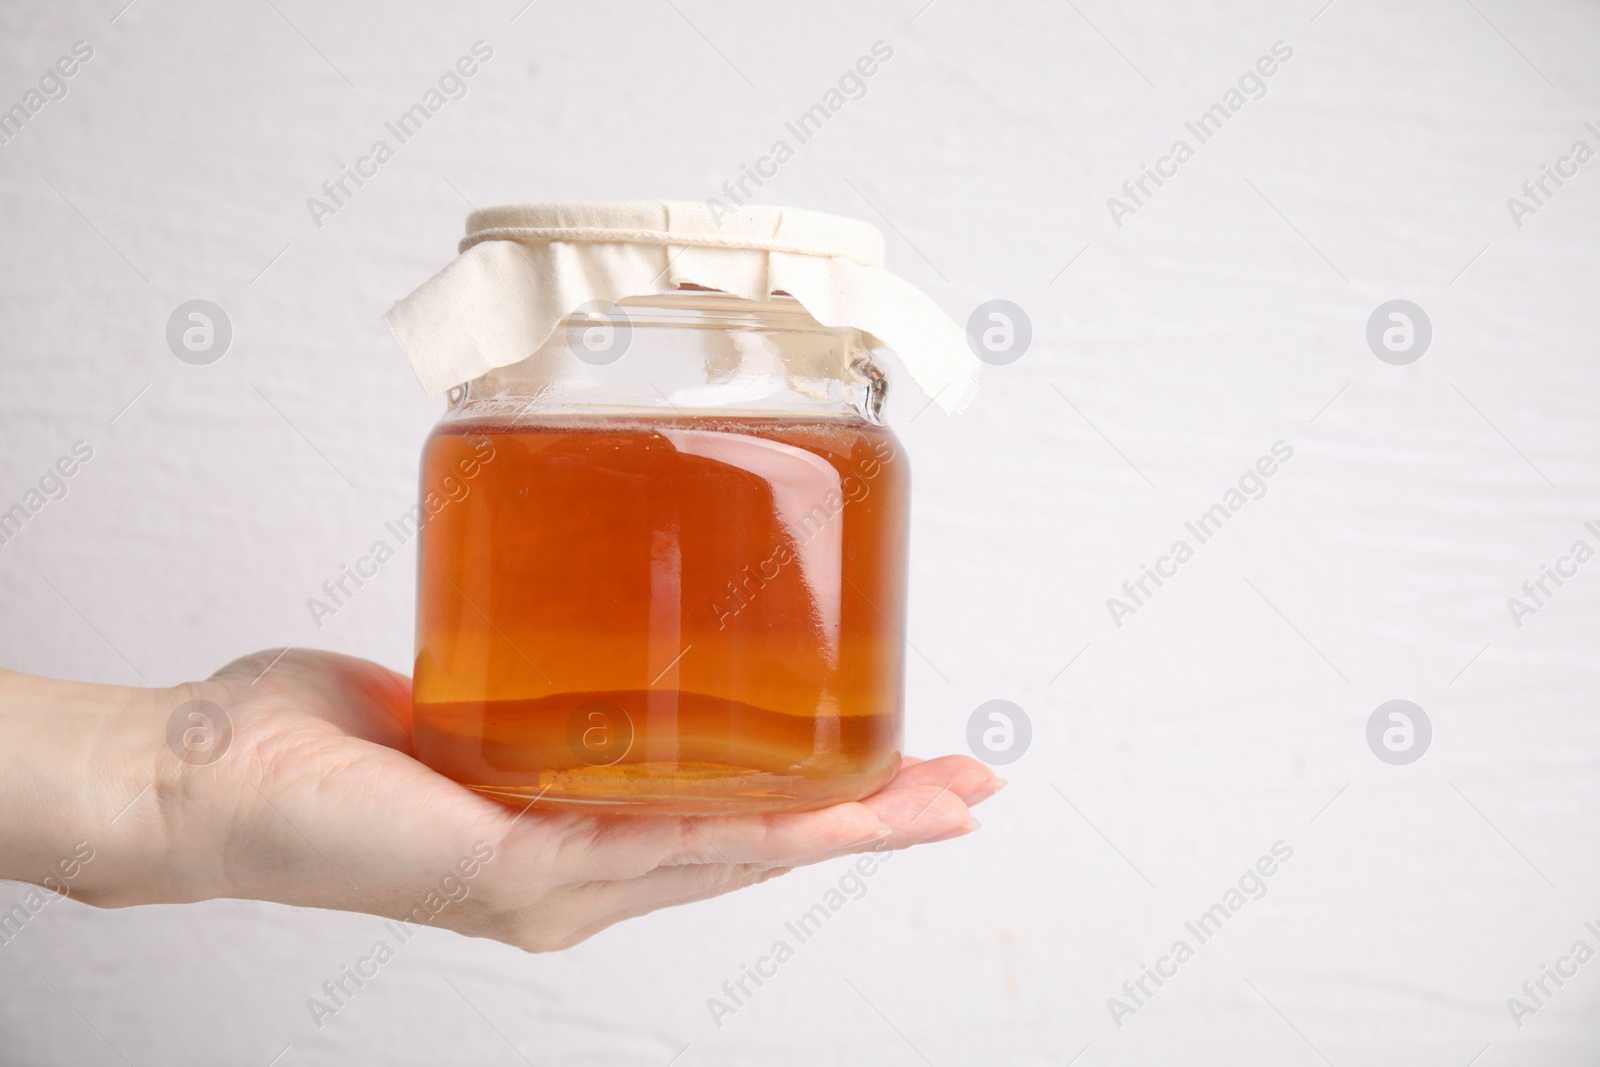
[{"xmin": 0, "ymin": 651, "xmax": 1000, "ymax": 952}]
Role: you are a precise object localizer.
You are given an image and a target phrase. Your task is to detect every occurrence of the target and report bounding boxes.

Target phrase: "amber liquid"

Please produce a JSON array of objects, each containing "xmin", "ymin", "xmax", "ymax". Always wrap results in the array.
[{"xmin": 412, "ymin": 414, "xmax": 909, "ymax": 813}]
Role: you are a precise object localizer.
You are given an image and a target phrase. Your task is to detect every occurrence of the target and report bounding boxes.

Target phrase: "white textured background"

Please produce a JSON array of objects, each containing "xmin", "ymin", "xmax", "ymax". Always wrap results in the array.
[{"xmin": 2, "ymin": 0, "xmax": 1598, "ymax": 1064}]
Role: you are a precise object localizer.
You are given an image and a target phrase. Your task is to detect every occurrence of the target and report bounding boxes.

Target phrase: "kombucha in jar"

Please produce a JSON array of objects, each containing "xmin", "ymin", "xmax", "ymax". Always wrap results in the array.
[{"xmin": 410, "ymin": 292, "xmax": 910, "ymax": 813}]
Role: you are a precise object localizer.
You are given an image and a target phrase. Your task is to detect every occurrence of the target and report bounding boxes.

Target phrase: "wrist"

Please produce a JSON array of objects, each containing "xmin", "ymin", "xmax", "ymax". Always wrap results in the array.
[{"xmin": 0, "ymin": 669, "xmax": 223, "ymax": 906}]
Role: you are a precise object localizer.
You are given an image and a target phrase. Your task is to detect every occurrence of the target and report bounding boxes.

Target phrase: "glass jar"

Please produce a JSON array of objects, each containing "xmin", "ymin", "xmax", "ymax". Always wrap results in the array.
[{"xmin": 411, "ymin": 290, "xmax": 909, "ymax": 814}]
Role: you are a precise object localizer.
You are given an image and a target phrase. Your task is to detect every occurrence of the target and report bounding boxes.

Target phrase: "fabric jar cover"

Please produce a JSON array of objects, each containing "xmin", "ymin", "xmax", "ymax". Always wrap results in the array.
[{"xmin": 384, "ymin": 200, "xmax": 979, "ymax": 413}]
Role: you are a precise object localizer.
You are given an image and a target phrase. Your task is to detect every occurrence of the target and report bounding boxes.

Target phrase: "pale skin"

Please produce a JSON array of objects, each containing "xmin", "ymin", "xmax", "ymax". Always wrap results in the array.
[{"xmin": 0, "ymin": 650, "xmax": 1000, "ymax": 951}]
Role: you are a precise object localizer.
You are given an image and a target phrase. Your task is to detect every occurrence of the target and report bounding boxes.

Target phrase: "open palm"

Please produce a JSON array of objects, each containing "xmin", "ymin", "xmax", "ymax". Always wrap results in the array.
[{"xmin": 142, "ymin": 649, "xmax": 998, "ymax": 952}]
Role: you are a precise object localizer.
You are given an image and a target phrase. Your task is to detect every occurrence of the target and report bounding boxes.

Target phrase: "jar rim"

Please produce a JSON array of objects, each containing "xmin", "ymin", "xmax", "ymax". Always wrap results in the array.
[{"xmin": 608, "ymin": 289, "xmax": 851, "ymax": 336}]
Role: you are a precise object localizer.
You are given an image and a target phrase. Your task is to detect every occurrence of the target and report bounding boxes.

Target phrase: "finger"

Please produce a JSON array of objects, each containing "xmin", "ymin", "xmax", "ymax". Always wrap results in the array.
[
  {"xmin": 622, "ymin": 755, "xmax": 1000, "ymax": 865},
  {"xmin": 477, "ymin": 862, "xmax": 792, "ymax": 953},
  {"xmin": 550, "ymin": 769, "xmax": 995, "ymax": 946},
  {"xmin": 541, "ymin": 757, "xmax": 997, "ymax": 879},
  {"xmin": 552, "ymin": 803, "xmax": 890, "ymax": 880},
  {"xmin": 547, "ymin": 864, "xmax": 796, "ymax": 951},
  {"xmin": 860, "ymin": 778, "xmax": 977, "ymax": 847},
  {"xmin": 584, "ymin": 861, "xmax": 787, "ymax": 924},
  {"xmin": 880, "ymin": 755, "xmax": 1003, "ymax": 808}
]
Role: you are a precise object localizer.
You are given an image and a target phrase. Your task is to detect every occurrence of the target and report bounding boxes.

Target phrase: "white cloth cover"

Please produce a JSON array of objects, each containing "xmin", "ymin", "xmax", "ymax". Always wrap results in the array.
[{"xmin": 384, "ymin": 201, "xmax": 978, "ymax": 413}]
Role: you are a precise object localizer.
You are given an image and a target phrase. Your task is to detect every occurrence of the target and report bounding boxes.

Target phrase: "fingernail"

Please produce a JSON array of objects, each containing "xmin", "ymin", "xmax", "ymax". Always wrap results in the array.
[
  {"xmin": 924, "ymin": 817, "xmax": 980, "ymax": 844},
  {"xmin": 970, "ymin": 779, "xmax": 1009, "ymax": 805},
  {"xmin": 847, "ymin": 821, "xmax": 894, "ymax": 847}
]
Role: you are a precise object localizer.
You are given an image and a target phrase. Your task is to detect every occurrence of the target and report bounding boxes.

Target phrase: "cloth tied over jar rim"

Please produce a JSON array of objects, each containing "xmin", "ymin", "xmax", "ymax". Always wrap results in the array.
[{"xmin": 384, "ymin": 200, "xmax": 979, "ymax": 413}]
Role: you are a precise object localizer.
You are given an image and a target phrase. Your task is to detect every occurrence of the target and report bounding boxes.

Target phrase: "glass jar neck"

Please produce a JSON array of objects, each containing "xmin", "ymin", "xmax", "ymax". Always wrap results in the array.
[{"xmin": 447, "ymin": 291, "xmax": 886, "ymax": 425}]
